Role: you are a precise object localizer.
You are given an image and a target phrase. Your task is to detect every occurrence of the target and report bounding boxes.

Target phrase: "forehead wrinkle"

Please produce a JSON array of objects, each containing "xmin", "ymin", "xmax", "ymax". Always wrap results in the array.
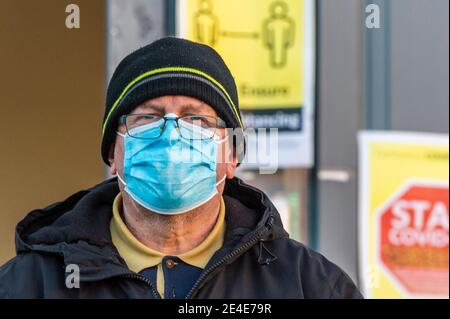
[
  {"xmin": 131, "ymin": 103, "xmax": 164, "ymax": 114},
  {"xmin": 131, "ymin": 99, "xmax": 216, "ymax": 116},
  {"xmin": 180, "ymin": 103, "xmax": 207, "ymax": 113}
]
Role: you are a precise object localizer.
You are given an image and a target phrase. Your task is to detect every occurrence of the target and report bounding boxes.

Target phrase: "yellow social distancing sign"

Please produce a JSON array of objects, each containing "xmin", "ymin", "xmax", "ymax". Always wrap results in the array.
[
  {"xmin": 177, "ymin": 0, "xmax": 304, "ymax": 110},
  {"xmin": 177, "ymin": 0, "xmax": 315, "ymax": 168}
]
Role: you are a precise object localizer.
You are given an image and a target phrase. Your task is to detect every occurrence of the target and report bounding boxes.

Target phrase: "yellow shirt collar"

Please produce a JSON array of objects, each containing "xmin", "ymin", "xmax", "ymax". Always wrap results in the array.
[{"xmin": 110, "ymin": 193, "xmax": 226, "ymax": 273}]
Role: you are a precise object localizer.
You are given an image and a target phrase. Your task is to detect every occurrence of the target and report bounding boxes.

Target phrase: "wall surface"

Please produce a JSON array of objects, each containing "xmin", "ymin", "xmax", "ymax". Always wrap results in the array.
[
  {"xmin": 390, "ymin": 0, "xmax": 449, "ymax": 133},
  {"xmin": 316, "ymin": 0, "xmax": 363, "ymax": 282},
  {"xmin": 316, "ymin": 0, "xmax": 449, "ymax": 284},
  {"xmin": 0, "ymin": 0, "xmax": 105, "ymax": 264}
]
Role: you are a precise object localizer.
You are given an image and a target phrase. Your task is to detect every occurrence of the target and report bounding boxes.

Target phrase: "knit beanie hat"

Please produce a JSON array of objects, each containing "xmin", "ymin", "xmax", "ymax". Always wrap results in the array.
[{"xmin": 101, "ymin": 37, "xmax": 245, "ymax": 165}]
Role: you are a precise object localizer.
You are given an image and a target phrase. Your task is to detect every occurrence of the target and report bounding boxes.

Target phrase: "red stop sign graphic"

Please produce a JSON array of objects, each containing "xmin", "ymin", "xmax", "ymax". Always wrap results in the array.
[{"xmin": 379, "ymin": 183, "xmax": 449, "ymax": 296}]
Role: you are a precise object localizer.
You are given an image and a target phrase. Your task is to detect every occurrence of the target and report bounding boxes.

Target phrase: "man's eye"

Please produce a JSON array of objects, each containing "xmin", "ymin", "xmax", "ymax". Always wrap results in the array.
[
  {"xmin": 191, "ymin": 117, "xmax": 213, "ymax": 126},
  {"xmin": 128, "ymin": 115, "xmax": 159, "ymax": 126},
  {"xmin": 135, "ymin": 116, "xmax": 150, "ymax": 122}
]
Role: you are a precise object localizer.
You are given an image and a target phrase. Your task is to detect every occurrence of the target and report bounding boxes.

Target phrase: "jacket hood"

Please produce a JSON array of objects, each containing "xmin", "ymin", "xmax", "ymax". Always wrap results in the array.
[{"xmin": 14, "ymin": 177, "xmax": 288, "ymax": 281}]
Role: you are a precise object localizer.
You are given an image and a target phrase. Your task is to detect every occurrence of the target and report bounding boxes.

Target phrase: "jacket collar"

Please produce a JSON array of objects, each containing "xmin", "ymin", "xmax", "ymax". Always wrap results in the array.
[{"xmin": 15, "ymin": 177, "xmax": 288, "ymax": 282}]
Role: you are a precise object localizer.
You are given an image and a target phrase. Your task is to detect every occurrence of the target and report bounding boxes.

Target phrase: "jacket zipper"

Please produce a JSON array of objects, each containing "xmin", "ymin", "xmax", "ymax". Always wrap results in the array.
[
  {"xmin": 185, "ymin": 215, "xmax": 274, "ymax": 299},
  {"xmin": 118, "ymin": 215, "xmax": 274, "ymax": 299},
  {"xmin": 120, "ymin": 273, "xmax": 162, "ymax": 299}
]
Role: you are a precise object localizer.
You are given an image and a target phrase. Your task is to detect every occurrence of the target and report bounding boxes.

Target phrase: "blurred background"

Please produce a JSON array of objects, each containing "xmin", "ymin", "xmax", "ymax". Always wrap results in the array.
[{"xmin": 0, "ymin": 0, "xmax": 448, "ymax": 298}]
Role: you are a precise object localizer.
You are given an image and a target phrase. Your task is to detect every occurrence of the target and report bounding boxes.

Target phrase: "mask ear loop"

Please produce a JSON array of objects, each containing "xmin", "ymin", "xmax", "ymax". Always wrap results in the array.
[
  {"xmin": 215, "ymin": 174, "xmax": 227, "ymax": 187},
  {"xmin": 212, "ymin": 132, "xmax": 229, "ymax": 144},
  {"xmin": 114, "ymin": 131, "xmax": 127, "ymax": 186},
  {"xmin": 116, "ymin": 173, "xmax": 127, "ymax": 186}
]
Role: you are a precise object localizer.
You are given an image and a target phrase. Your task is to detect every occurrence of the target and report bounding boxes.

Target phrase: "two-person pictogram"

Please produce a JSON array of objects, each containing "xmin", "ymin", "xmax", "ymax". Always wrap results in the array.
[{"xmin": 193, "ymin": 0, "xmax": 295, "ymax": 68}]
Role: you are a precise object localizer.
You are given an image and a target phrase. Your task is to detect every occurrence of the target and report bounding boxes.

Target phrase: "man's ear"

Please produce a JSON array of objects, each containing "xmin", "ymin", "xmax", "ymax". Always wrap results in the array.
[
  {"xmin": 226, "ymin": 149, "xmax": 238, "ymax": 179},
  {"xmin": 108, "ymin": 143, "xmax": 117, "ymax": 175}
]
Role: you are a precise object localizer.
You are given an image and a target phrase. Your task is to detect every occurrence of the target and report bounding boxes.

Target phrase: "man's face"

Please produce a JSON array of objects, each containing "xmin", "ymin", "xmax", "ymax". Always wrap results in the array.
[{"xmin": 108, "ymin": 95, "xmax": 237, "ymax": 198}]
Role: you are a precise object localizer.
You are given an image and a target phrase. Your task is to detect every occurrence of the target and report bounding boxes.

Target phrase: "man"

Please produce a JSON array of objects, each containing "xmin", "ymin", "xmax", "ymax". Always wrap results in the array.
[{"xmin": 0, "ymin": 37, "xmax": 362, "ymax": 299}]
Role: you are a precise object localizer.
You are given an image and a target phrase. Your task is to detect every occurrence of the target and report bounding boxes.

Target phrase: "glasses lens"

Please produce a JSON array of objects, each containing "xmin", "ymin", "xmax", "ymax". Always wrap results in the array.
[
  {"xmin": 179, "ymin": 116, "xmax": 217, "ymax": 140},
  {"xmin": 126, "ymin": 115, "xmax": 164, "ymax": 139}
]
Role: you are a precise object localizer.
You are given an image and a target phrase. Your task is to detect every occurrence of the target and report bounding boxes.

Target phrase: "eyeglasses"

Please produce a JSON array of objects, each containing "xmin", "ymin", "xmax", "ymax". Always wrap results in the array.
[{"xmin": 119, "ymin": 114, "xmax": 227, "ymax": 140}]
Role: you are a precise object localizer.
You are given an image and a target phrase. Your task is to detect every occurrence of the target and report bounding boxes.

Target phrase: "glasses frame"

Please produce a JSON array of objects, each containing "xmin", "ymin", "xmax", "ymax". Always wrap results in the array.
[{"xmin": 118, "ymin": 114, "xmax": 227, "ymax": 140}]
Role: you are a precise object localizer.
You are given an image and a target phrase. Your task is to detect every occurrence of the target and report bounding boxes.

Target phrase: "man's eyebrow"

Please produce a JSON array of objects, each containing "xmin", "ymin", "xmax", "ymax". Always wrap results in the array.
[
  {"xmin": 180, "ymin": 103, "xmax": 206, "ymax": 114},
  {"xmin": 135, "ymin": 102, "xmax": 211, "ymax": 115}
]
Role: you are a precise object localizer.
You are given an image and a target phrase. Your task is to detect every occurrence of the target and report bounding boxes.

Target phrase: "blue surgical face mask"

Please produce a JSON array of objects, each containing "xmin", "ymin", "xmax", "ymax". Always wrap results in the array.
[{"xmin": 116, "ymin": 113, "xmax": 227, "ymax": 215}]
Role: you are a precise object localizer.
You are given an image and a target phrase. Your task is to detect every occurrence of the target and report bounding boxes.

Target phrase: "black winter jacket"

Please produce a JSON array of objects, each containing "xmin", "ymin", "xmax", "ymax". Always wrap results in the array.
[{"xmin": 0, "ymin": 177, "xmax": 363, "ymax": 299}]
